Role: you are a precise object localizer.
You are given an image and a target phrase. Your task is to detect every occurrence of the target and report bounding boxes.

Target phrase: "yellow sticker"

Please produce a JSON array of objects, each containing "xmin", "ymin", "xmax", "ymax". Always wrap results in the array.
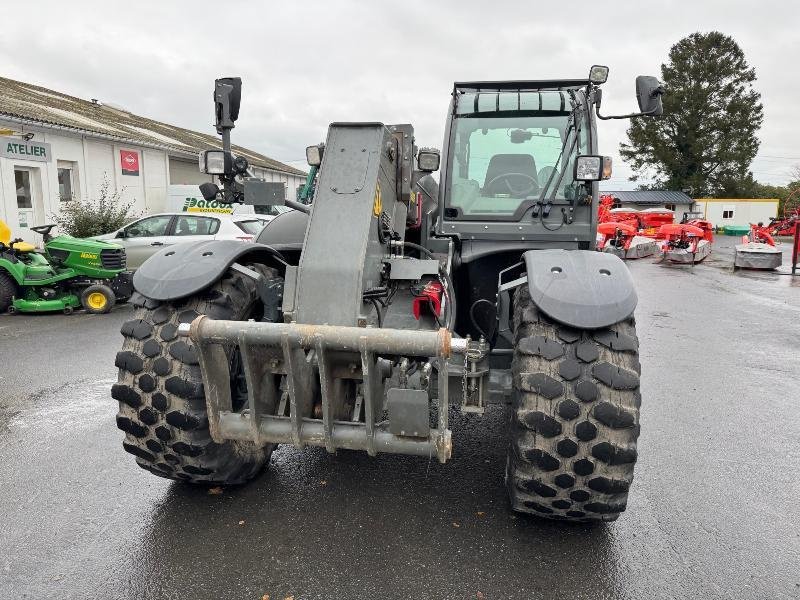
[{"xmin": 373, "ymin": 183, "xmax": 382, "ymax": 216}]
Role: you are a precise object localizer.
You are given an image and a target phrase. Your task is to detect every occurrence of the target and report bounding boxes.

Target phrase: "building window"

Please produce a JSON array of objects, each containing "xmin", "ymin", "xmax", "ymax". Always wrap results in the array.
[
  {"xmin": 722, "ymin": 207, "xmax": 735, "ymax": 219},
  {"xmin": 15, "ymin": 170, "xmax": 32, "ymax": 208},
  {"xmin": 665, "ymin": 203, "xmax": 676, "ymax": 211},
  {"xmin": 58, "ymin": 168, "xmax": 73, "ymax": 201}
]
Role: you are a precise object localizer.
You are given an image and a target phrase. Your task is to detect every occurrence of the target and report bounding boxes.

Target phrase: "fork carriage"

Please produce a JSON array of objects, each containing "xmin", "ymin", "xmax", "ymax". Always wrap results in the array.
[{"xmin": 181, "ymin": 317, "xmax": 467, "ymax": 463}]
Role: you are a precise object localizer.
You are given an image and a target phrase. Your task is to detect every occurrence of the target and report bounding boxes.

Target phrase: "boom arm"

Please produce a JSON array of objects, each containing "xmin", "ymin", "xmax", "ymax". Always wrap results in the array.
[{"xmin": 290, "ymin": 122, "xmax": 413, "ymax": 326}]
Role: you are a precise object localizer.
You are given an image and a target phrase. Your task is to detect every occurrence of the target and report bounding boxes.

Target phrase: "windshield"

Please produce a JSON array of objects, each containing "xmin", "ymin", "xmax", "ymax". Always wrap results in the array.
[{"xmin": 447, "ymin": 108, "xmax": 587, "ymax": 218}]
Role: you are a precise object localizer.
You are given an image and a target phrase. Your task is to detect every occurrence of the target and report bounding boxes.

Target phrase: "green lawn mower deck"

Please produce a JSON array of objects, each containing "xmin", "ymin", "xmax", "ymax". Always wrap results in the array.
[{"xmin": 0, "ymin": 222, "xmax": 132, "ymax": 315}]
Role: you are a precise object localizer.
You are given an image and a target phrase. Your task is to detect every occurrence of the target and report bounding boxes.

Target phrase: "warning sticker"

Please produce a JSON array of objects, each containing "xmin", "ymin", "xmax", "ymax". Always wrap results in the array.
[{"xmin": 373, "ymin": 183, "xmax": 382, "ymax": 216}]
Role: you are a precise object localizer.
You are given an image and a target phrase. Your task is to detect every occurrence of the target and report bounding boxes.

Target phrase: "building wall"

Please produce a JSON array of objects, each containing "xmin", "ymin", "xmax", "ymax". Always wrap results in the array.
[
  {"xmin": 694, "ymin": 199, "xmax": 779, "ymax": 228},
  {"xmin": 1, "ymin": 121, "xmax": 170, "ymax": 244},
  {"xmin": 169, "ymin": 157, "xmax": 213, "ymax": 185}
]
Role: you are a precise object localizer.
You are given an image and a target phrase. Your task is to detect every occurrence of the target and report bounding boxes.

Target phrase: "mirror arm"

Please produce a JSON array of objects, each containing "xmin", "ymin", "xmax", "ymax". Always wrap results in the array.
[{"xmin": 595, "ymin": 104, "xmax": 659, "ymax": 121}]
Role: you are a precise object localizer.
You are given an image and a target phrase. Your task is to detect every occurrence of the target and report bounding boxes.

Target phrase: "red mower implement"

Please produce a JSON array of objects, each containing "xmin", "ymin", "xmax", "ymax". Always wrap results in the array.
[
  {"xmin": 766, "ymin": 189, "xmax": 800, "ymax": 237},
  {"xmin": 596, "ymin": 221, "xmax": 658, "ymax": 259},
  {"xmin": 639, "ymin": 208, "xmax": 676, "ymax": 238},
  {"xmin": 658, "ymin": 221, "xmax": 713, "ymax": 264},
  {"xmin": 596, "ymin": 195, "xmax": 658, "ymax": 258},
  {"xmin": 734, "ymin": 223, "xmax": 782, "ymax": 270}
]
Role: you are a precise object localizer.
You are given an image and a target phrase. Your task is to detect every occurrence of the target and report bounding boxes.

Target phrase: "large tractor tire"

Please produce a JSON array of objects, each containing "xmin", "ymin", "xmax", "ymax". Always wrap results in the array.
[
  {"xmin": 506, "ymin": 285, "xmax": 641, "ymax": 522},
  {"xmin": 113, "ymin": 264, "xmax": 280, "ymax": 485},
  {"xmin": 0, "ymin": 270, "xmax": 17, "ymax": 313}
]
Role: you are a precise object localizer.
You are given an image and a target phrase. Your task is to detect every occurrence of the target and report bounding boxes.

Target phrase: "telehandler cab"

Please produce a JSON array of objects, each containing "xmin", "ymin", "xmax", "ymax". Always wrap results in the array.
[{"xmin": 114, "ymin": 67, "xmax": 663, "ymax": 521}]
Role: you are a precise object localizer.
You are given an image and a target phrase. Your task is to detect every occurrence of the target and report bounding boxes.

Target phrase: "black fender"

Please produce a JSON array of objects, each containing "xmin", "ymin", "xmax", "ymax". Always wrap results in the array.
[
  {"xmin": 255, "ymin": 209, "xmax": 309, "ymax": 253},
  {"xmin": 132, "ymin": 240, "xmax": 287, "ymax": 301},
  {"xmin": 522, "ymin": 249, "xmax": 637, "ymax": 329}
]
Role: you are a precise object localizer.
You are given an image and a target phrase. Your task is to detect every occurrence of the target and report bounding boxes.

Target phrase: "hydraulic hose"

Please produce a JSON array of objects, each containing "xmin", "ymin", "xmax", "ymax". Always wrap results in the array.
[
  {"xmin": 438, "ymin": 268, "xmax": 456, "ymax": 332},
  {"xmin": 401, "ymin": 241, "xmax": 436, "ymax": 260}
]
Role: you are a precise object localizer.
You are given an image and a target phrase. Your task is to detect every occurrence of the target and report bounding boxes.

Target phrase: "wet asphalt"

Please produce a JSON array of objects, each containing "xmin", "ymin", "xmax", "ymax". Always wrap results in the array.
[{"xmin": 1, "ymin": 235, "xmax": 799, "ymax": 600}]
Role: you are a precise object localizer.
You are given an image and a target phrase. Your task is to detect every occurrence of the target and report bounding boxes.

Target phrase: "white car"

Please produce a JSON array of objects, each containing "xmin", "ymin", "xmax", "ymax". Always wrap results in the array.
[{"xmin": 95, "ymin": 210, "xmax": 286, "ymax": 269}]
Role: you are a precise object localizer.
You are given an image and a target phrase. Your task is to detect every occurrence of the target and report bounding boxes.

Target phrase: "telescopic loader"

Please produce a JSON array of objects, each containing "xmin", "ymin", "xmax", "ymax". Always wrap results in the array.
[{"xmin": 114, "ymin": 66, "xmax": 663, "ymax": 521}]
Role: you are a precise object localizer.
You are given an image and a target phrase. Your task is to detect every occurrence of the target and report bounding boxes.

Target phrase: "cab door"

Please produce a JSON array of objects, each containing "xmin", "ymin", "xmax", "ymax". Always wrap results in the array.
[{"xmin": 117, "ymin": 215, "xmax": 174, "ymax": 268}]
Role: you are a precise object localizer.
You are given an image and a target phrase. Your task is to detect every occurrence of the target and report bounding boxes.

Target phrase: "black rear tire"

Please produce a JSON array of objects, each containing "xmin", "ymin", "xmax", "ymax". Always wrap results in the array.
[
  {"xmin": 506, "ymin": 285, "xmax": 641, "ymax": 522},
  {"xmin": 0, "ymin": 270, "xmax": 17, "ymax": 313},
  {"xmin": 113, "ymin": 263, "xmax": 280, "ymax": 485}
]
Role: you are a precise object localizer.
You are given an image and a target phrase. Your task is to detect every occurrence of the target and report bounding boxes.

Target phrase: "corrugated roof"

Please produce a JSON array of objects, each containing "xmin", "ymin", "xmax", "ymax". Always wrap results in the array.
[
  {"xmin": 0, "ymin": 76, "xmax": 306, "ymax": 176},
  {"xmin": 602, "ymin": 190, "xmax": 693, "ymax": 206}
]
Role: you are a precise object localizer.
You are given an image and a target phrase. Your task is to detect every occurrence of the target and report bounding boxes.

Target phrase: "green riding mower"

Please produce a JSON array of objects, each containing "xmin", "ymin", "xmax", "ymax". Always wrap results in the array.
[{"xmin": 0, "ymin": 220, "xmax": 132, "ymax": 315}]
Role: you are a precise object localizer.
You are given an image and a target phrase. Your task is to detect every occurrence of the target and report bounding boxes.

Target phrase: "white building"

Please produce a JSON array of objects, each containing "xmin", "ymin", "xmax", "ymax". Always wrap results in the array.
[
  {"xmin": 0, "ymin": 76, "xmax": 306, "ymax": 244},
  {"xmin": 693, "ymin": 198, "xmax": 779, "ymax": 228}
]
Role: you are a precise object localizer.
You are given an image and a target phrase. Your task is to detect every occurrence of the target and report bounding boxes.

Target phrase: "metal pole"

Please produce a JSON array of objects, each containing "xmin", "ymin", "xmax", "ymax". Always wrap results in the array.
[
  {"xmin": 217, "ymin": 413, "xmax": 442, "ymax": 458},
  {"xmin": 184, "ymin": 317, "xmax": 458, "ymax": 358}
]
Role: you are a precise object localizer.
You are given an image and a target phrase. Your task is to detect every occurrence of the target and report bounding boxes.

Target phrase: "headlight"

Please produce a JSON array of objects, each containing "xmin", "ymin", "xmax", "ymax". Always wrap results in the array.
[
  {"xmin": 199, "ymin": 150, "xmax": 230, "ymax": 175},
  {"xmin": 417, "ymin": 148, "xmax": 441, "ymax": 172},
  {"xmin": 589, "ymin": 65, "xmax": 609, "ymax": 84},
  {"xmin": 574, "ymin": 155, "xmax": 602, "ymax": 181},
  {"xmin": 306, "ymin": 144, "xmax": 324, "ymax": 167}
]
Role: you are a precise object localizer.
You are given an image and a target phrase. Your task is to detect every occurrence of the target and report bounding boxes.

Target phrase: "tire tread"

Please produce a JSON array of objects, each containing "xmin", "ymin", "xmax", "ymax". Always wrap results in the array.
[
  {"xmin": 506, "ymin": 285, "xmax": 641, "ymax": 522},
  {"xmin": 114, "ymin": 264, "xmax": 278, "ymax": 485}
]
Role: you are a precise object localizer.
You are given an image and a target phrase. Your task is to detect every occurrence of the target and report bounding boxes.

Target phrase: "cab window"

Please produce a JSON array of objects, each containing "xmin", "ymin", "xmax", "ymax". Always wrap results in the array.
[
  {"xmin": 125, "ymin": 215, "xmax": 172, "ymax": 238},
  {"xmin": 447, "ymin": 90, "xmax": 587, "ymax": 218},
  {"xmin": 173, "ymin": 215, "xmax": 220, "ymax": 236}
]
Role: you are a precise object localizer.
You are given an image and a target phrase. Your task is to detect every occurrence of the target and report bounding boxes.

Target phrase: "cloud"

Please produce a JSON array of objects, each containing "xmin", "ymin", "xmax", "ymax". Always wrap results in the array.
[{"xmin": 1, "ymin": 0, "xmax": 797, "ymax": 187}]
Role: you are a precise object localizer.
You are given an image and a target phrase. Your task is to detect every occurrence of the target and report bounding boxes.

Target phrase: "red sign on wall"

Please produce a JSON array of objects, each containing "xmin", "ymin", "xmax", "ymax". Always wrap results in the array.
[{"xmin": 120, "ymin": 150, "xmax": 140, "ymax": 176}]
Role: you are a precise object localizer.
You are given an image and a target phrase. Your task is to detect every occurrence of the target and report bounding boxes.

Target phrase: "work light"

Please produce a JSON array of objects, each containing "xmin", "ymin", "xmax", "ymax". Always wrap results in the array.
[
  {"xmin": 199, "ymin": 150, "xmax": 231, "ymax": 175},
  {"xmin": 306, "ymin": 144, "xmax": 324, "ymax": 167},
  {"xmin": 589, "ymin": 65, "xmax": 609, "ymax": 84},
  {"xmin": 417, "ymin": 148, "xmax": 440, "ymax": 172},
  {"xmin": 575, "ymin": 155, "xmax": 605, "ymax": 181}
]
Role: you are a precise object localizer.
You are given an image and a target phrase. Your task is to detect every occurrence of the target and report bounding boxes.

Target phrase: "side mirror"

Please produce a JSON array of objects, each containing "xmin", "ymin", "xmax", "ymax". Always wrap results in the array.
[
  {"xmin": 594, "ymin": 72, "xmax": 665, "ymax": 121},
  {"xmin": 214, "ymin": 77, "xmax": 242, "ymax": 131},
  {"xmin": 116, "ymin": 229, "xmax": 126, "ymax": 239},
  {"xmin": 635, "ymin": 76, "xmax": 664, "ymax": 116}
]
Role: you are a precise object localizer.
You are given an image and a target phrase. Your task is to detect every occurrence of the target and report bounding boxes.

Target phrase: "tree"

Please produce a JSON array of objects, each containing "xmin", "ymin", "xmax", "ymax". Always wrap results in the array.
[
  {"xmin": 620, "ymin": 32, "xmax": 763, "ymax": 197},
  {"xmin": 51, "ymin": 176, "xmax": 138, "ymax": 238},
  {"xmin": 750, "ymin": 166, "xmax": 800, "ymax": 216}
]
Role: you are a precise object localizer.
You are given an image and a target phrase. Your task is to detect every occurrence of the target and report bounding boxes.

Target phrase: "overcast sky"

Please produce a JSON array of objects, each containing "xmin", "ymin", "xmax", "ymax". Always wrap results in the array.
[{"xmin": 1, "ymin": 0, "xmax": 797, "ymax": 189}]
